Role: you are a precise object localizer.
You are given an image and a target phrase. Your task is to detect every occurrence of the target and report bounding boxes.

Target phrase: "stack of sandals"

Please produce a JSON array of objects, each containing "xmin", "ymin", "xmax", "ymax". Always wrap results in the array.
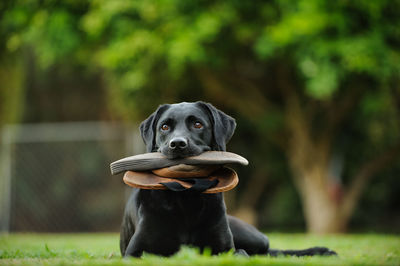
[{"xmin": 110, "ymin": 151, "xmax": 248, "ymax": 193}]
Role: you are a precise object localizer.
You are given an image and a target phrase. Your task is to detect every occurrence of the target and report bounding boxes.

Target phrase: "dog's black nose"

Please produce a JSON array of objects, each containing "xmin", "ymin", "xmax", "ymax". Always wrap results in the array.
[{"xmin": 169, "ymin": 137, "xmax": 188, "ymax": 150}]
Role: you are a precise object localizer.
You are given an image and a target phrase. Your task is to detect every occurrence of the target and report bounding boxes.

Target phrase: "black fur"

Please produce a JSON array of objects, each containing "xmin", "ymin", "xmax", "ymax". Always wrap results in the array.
[{"xmin": 120, "ymin": 101, "xmax": 337, "ymax": 257}]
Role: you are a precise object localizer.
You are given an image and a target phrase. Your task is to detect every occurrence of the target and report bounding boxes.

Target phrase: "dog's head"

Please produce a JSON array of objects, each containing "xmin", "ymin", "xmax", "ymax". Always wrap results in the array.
[{"xmin": 140, "ymin": 102, "xmax": 236, "ymax": 159}]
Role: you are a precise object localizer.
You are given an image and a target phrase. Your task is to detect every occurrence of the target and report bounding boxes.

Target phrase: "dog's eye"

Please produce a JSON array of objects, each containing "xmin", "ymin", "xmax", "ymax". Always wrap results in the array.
[
  {"xmin": 161, "ymin": 124, "xmax": 170, "ymax": 131},
  {"xmin": 194, "ymin": 122, "xmax": 203, "ymax": 129}
]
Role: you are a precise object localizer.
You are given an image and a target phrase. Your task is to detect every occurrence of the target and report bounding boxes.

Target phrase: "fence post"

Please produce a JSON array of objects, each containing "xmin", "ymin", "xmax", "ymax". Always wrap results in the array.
[{"xmin": 0, "ymin": 126, "xmax": 14, "ymax": 233}]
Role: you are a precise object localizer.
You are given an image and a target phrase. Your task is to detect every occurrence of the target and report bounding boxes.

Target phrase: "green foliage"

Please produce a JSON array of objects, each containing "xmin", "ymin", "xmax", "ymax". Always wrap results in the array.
[
  {"xmin": 2, "ymin": 0, "xmax": 399, "ymax": 111},
  {"xmin": 1, "ymin": 0, "xmax": 87, "ymax": 67},
  {"xmin": 1, "ymin": 233, "xmax": 399, "ymax": 265},
  {"xmin": 79, "ymin": 0, "xmax": 400, "ymax": 101}
]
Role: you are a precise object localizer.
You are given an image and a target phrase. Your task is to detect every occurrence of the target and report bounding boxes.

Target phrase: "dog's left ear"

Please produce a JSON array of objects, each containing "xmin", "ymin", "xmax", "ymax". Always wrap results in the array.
[
  {"xmin": 197, "ymin": 102, "xmax": 236, "ymax": 151},
  {"xmin": 140, "ymin": 104, "xmax": 170, "ymax": 152}
]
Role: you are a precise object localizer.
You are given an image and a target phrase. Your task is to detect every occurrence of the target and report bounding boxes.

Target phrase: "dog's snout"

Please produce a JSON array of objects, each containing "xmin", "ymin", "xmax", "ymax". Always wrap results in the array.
[{"xmin": 169, "ymin": 137, "xmax": 188, "ymax": 150}]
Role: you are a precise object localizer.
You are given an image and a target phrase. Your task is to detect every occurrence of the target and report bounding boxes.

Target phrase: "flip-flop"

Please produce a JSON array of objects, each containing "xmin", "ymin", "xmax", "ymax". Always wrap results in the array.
[{"xmin": 110, "ymin": 151, "xmax": 248, "ymax": 175}]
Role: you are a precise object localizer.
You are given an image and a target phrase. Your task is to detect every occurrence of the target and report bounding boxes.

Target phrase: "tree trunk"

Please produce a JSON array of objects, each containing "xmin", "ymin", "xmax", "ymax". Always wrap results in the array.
[
  {"xmin": 286, "ymin": 133, "xmax": 348, "ymax": 233},
  {"xmin": 284, "ymin": 93, "xmax": 400, "ymax": 233},
  {"xmin": 291, "ymin": 164, "xmax": 348, "ymax": 233},
  {"xmin": 283, "ymin": 88, "xmax": 350, "ymax": 233}
]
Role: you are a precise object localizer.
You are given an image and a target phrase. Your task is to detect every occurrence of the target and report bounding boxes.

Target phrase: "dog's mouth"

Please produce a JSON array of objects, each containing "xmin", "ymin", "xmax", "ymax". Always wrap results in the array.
[{"xmin": 159, "ymin": 145, "xmax": 211, "ymax": 159}]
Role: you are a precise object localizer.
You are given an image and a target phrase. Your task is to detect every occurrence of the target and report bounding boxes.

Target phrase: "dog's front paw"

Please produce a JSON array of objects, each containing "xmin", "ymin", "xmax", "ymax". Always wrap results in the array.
[{"xmin": 234, "ymin": 249, "xmax": 249, "ymax": 257}]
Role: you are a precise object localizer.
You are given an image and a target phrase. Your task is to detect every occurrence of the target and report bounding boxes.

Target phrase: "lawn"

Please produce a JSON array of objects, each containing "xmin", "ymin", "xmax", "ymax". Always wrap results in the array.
[{"xmin": 0, "ymin": 233, "xmax": 399, "ymax": 265}]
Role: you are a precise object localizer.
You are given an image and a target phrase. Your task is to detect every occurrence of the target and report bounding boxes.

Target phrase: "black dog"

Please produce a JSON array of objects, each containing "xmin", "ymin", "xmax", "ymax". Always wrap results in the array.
[{"xmin": 120, "ymin": 101, "xmax": 336, "ymax": 257}]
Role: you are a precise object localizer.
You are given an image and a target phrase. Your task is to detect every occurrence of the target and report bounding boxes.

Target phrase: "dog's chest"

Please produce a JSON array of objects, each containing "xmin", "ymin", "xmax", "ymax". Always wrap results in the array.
[{"xmin": 140, "ymin": 190, "xmax": 224, "ymax": 229}]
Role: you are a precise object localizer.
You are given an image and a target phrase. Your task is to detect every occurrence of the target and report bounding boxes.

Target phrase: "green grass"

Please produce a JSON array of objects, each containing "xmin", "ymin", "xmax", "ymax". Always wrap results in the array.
[{"xmin": 0, "ymin": 233, "xmax": 399, "ymax": 265}]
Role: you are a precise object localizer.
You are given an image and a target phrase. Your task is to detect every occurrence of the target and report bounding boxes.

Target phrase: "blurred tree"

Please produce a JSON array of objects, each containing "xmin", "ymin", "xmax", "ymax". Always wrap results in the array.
[
  {"xmin": 1, "ymin": 0, "xmax": 399, "ymax": 233},
  {"xmin": 0, "ymin": 1, "xmax": 111, "ymax": 122},
  {"xmin": 80, "ymin": 0, "xmax": 400, "ymax": 233},
  {"xmin": 0, "ymin": 1, "xmax": 26, "ymax": 127}
]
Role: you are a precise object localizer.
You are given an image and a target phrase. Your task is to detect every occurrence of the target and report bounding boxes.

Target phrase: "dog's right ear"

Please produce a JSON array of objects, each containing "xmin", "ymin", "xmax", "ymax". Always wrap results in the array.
[
  {"xmin": 139, "ymin": 104, "xmax": 170, "ymax": 152},
  {"xmin": 196, "ymin": 101, "xmax": 236, "ymax": 151}
]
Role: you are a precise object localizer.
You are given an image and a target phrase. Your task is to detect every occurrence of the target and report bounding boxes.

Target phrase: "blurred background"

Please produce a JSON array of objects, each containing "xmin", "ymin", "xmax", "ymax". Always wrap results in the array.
[{"xmin": 0, "ymin": 0, "xmax": 399, "ymax": 235}]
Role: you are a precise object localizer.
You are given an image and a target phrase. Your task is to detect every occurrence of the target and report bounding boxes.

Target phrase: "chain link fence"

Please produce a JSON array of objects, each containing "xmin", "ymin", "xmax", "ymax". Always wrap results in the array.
[{"xmin": 0, "ymin": 122, "xmax": 144, "ymax": 232}]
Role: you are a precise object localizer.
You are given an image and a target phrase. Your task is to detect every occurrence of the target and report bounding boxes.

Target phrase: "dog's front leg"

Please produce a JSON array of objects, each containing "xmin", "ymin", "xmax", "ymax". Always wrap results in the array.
[
  {"xmin": 192, "ymin": 218, "xmax": 235, "ymax": 255},
  {"xmin": 124, "ymin": 222, "xmax": 181, "ymax": 257},
  {"xmin": 124, "ymin": 234, "xmax": 143, "ymax": 258}
]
